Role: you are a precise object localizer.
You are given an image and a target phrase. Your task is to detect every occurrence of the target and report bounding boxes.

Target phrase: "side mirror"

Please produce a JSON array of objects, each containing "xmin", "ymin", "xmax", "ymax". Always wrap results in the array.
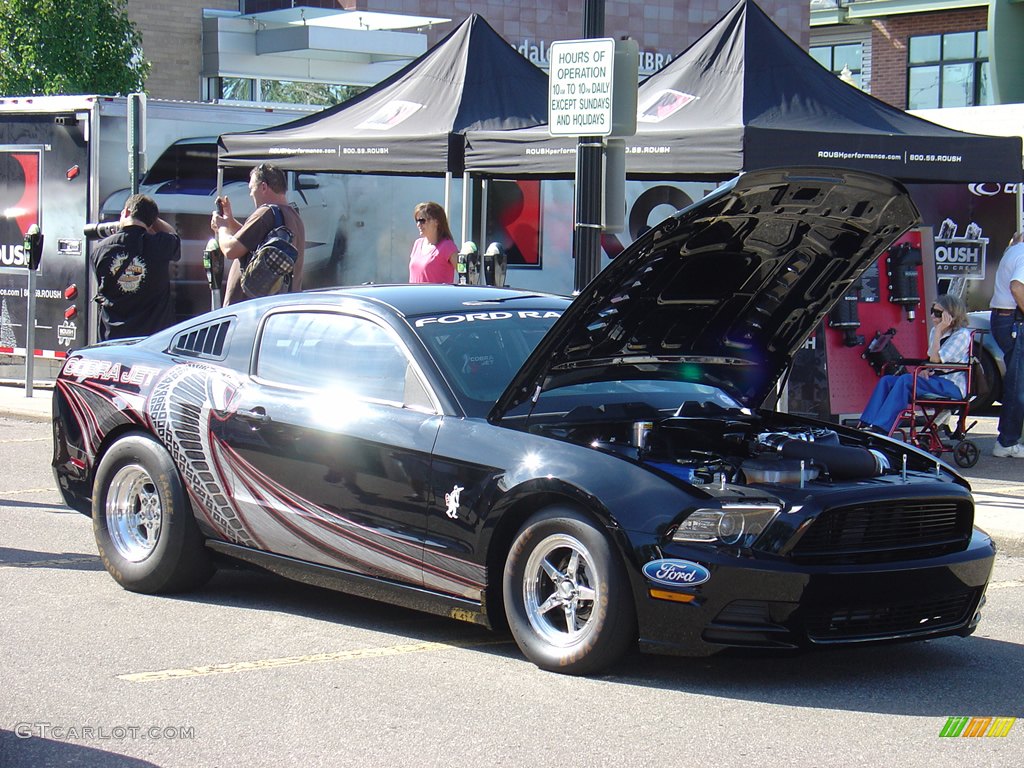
[{"xmin": 296, "ymin": 174, "xmax": 320, "ymax": 191}]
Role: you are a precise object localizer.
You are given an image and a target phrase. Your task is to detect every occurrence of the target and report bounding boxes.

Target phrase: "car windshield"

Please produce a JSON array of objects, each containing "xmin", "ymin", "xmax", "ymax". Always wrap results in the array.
[{"xmin": 412, "ymin": 308, "xmax": 563, "ymax": 415}]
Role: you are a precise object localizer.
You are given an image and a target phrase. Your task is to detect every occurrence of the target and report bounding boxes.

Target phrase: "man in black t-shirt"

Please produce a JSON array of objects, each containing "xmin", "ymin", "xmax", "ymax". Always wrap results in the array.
[{"xmin": 92, "ymin": 194, "xmax": 181, "ymax": 340}]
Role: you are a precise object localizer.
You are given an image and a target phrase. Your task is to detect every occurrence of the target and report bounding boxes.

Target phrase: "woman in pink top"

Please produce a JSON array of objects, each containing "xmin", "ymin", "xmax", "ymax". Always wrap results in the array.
[{"xmin": 408, "ymin": 201, "xmax": 458, "ymax": 283}]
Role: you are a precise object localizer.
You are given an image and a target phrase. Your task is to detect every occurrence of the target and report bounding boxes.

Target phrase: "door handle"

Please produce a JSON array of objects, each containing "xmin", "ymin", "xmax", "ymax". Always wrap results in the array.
[{"xmin": 236, "ymin": 406, "xmax": 270, "ymax": 426}]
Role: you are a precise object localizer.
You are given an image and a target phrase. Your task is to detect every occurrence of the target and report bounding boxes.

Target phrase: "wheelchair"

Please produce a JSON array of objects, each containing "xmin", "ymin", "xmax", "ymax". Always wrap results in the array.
[{"xmin": 887, "ymin": 330, "xmax": 985, "ymax": 468}]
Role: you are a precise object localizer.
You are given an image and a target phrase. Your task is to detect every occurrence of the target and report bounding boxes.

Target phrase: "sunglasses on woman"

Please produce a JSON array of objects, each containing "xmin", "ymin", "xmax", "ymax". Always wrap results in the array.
[
  {"xmin": 930, "ymin": 307, "xmax": 944, "ymax": 318},
  {"xmin": 415, "ymin": 217, "xmax": 430, "ymax": 224}
]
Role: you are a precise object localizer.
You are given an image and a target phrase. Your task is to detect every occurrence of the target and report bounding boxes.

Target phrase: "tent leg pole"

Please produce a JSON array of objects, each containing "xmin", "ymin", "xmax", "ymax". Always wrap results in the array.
[
  {"xmin": 445, "ymin": 172, "xmax": 452, "ymax": 221},
  {"xmin": 480, "ymin": 178, "xmax": 489, "ymax": 252},
  {"xmin": 461, "ymin": 171, "xmax": 470, "ymax": 245},
  {"xmin": 1018, "ymin": 184, "xmax": 1022, "ymax": 235}
]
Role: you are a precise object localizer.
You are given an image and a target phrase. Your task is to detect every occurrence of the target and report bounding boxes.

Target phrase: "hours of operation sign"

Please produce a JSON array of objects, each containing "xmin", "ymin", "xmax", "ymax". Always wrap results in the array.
[{"xmin": 548, "ymin": 38, "xmax": 616, "ymax": 136}]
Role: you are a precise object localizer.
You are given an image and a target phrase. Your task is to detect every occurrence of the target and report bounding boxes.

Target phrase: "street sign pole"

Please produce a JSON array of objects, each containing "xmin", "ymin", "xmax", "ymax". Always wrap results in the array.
[
  {"xmin": 574, "ymin": 0, "xmax": 605, "ymax": 292},
  {"xmin": 25, "ymin": 267, "xmax": 36, "ymax": 397}
]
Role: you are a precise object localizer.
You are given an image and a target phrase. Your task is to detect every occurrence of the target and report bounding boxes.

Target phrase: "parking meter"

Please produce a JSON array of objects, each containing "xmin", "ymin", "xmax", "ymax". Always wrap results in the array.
[
  {"xmin": 203, "ymin": 237, "xmax": 224, "ymax": 292},
  {"xmin": 203, "ymin": 237, "xmax": 225, "ymax": 310},
  {"xmin": 483, "ymin": 242, "xmax": 507, "ymax": 287},
  {"xmin": 457, "ymin": 241, "xmax": 477, "ymax": 285},
  {"xmin": 23, "ymin": 224, "xmax": 43, "ymax": 270}
]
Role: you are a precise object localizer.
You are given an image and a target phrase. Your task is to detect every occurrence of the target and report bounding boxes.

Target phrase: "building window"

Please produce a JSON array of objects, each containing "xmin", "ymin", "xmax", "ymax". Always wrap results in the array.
[
  {"xmin": 810, "ymin": 42, "xmax": 863, "ymax": 88},
  {"xmin": 210, "ymin": 77, "xmax": 365, "ymax": 108},
  {"xmin": 907, "ymin": 31, "xmax": 991, "ymax": 109}
]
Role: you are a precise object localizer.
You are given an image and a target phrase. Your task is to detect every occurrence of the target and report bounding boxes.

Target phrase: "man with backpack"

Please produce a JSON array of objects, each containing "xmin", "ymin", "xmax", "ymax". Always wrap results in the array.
[{"xmin": 211, "ymin": 163, "xmax": 305, "ymax": 305}]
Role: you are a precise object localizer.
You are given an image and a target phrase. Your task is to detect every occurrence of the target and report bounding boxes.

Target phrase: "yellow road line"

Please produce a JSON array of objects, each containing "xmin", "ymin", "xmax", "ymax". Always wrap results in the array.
[
  {"xmin": 0, "ymin": 438, "xmax": 48, "ymax": 444},
  {"xmin": 1, "ymin": 488, "xmax": 57, "ymax": 495},
  {"xmin": 119, "ymin": 639, "xmax": 510, "ymax": 682}
]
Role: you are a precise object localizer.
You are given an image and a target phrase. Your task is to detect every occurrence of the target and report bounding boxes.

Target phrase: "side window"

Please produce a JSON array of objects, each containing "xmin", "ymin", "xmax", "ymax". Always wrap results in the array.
[{"xmin": 256, "ymin": 312, "xmax": 428, "ymax": 406}]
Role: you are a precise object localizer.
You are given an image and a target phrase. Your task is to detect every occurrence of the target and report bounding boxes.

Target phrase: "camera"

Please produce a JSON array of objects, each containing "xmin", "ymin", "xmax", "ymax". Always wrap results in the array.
[{"xmin": 83, "ymin": 221, "xmax": 121, "ymax": 240}]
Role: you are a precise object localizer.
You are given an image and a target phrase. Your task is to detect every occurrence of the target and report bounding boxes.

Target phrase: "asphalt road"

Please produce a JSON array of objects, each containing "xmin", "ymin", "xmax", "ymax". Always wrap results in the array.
[{"xmin": 2, "ymin": 416, "xmax": 1022, "ymax": 767}]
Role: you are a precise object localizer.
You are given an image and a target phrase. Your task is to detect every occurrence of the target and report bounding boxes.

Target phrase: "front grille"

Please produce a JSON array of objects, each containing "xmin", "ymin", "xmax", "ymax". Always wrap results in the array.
[
  {"xmin": 790, "ymin": 499, "xmax": 972, "ymax": 563},
  {"xmin": 804, "ymin": 590, "xmax": 977, "ymax": 641}
]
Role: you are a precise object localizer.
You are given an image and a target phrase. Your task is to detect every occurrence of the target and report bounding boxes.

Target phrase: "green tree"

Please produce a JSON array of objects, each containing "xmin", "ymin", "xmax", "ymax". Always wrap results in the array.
[{"xmin": 0, "ymin": 0, "xmax": 149, "ymax": 96}]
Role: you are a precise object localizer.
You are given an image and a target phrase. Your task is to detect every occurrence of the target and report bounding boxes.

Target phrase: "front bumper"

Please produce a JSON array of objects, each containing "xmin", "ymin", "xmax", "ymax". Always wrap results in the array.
[{"xmin": 634, "ymin": 528, "xmax": 995, "ymax": 656}]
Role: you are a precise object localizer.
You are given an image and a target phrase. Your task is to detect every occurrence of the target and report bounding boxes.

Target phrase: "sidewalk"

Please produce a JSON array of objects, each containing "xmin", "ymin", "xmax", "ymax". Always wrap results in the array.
[{"xmin": 2, "ymin": 382, "xmax": 1021, "ymax": 555}]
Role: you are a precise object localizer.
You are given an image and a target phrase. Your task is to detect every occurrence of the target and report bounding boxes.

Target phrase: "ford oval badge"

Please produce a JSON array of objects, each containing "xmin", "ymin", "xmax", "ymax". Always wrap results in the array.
[{"xmin": 642, "ymin": 559, "xmax": 711, "ymax": 587}]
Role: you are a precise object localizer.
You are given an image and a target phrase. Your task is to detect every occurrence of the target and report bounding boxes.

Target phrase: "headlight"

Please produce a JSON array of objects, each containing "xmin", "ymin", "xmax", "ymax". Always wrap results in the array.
[{"xmin": 672, "ymin": 504, "xmax": 781, "ymax": 547}]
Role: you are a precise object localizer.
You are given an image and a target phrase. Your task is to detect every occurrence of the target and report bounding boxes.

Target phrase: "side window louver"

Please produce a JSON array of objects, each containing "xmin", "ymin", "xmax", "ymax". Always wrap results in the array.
[{"xmin": 170, "ymin": 320, "xmax": 231, "ymax": 359}]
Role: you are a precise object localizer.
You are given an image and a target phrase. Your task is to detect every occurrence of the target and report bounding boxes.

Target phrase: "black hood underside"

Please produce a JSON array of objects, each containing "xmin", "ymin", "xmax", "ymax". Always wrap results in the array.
[{"xmin": 493, "ymin": 167, "xmax": 921, "ymax": 420}]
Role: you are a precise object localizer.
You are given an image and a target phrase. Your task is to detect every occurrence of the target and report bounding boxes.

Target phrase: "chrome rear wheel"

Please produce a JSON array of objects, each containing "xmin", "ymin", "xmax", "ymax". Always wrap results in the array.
[{"xmin": 106, "ymin": 463, "xmax": 163, "ymax": 563}]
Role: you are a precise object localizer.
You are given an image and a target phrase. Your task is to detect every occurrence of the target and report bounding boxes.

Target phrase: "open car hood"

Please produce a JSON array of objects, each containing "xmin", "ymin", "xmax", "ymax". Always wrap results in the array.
[{"xmin": 490, "ymin": 167, "xmax": 920, "ymax": 421}]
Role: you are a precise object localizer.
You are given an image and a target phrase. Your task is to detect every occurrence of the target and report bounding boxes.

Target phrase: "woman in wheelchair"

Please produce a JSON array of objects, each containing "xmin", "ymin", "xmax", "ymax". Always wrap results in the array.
[{"xmin": 859, "ymin": 293, "xmax": 971, "ymax": 433}]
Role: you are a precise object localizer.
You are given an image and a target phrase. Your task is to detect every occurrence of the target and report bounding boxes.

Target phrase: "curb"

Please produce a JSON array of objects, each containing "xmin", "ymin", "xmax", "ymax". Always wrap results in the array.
[
  {"xmin": 0, "ymin": 387, "xmax": 53, "ymax": 423},
  {"xmin": 0, "ymin": 409, "xmax": 51, "ymax": 423}
]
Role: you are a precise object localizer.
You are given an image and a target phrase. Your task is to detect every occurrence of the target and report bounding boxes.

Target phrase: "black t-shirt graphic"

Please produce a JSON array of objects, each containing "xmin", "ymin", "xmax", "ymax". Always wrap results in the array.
[{"xmin": 92, "ymin": 225, "xmax": 181, "ymax": 340}]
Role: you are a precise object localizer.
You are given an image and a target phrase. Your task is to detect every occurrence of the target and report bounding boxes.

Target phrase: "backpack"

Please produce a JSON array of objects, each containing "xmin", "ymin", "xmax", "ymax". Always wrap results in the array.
[{"xmin": 239, "ymin": 205, "xmax": 298, "ymax": 299}]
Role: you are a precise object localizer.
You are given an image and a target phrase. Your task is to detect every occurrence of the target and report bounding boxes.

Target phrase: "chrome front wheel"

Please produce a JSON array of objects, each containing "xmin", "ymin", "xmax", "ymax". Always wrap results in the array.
[
  {"xmin": 522, "ymin": 533, "xmax": 601, "ymax": 647},
  {"xmin": 504, "ymin": 507, "xmax": 636, "ymax": 675}
]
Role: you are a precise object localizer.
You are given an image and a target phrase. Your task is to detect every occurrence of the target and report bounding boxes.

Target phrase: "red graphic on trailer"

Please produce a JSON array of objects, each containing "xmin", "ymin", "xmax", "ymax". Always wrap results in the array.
[{"xmin": 1, "ymin": 150, "xmax": 41, "ymax": 265}]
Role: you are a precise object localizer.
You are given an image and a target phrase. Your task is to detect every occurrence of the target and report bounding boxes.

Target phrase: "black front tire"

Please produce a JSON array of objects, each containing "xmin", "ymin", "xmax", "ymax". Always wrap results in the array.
[
  {"xmin": 503, "ymin": 506, "xmax": 636, "ymax": 675},
  {"xmin": 92, "ymin": 433, "xmax": 213, "ymax": 594}
]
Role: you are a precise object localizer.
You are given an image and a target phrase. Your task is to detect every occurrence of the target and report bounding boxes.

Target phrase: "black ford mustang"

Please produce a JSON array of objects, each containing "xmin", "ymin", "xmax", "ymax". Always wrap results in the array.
[{"xmin": 52, "ymin": 169, "xmax": 995, "ymax": 674}]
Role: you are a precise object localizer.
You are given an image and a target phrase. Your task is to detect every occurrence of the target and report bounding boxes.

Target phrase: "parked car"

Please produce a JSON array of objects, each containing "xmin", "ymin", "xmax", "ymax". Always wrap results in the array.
[
  {"xmin": 53, "ymin": 168, "xmax": 995, "ymax": 675},
  {"xmin": 967, "ymin": 309, "xmax": 1005, "ymax": 411}
]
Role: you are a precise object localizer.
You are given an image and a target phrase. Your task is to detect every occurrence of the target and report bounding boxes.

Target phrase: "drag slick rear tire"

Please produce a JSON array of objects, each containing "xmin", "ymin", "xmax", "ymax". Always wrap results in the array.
[
  {"xmin": 503, "ymin": 507, "xmax": 636, "ymax": 675},
  {"xmin": 92, "ymin": 433, "xmax": 213, "ymax": 594}
]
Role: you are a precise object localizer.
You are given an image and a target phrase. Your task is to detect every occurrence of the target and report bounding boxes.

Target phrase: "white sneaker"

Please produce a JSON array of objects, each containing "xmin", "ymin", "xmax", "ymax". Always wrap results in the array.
[{"xmin": 992, "ymin": 442, "xmax": 1024, "ymax": 458}]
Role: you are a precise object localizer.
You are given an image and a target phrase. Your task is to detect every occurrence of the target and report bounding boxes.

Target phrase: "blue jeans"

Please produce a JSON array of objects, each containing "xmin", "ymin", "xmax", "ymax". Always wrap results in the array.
[
  {"xmin": 861, "ymin": 372, "xmax": 963, "ymax": 433},
  {"xmin": 991, "ymin": 310, "xmax": 1024, "ymax": 448}
]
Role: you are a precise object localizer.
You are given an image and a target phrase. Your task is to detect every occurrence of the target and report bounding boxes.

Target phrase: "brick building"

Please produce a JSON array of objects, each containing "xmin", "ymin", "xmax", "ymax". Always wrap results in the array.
[
  {"xmin": 810, "ymin": 1, "xmax": 1002, "ymax": 110},
  {"xmin": 128, "ymin": 2, "xmax": 1023, "ymax": 112},
  {"xmin": 127, "ymin": 1, "xmax": 809, "ymax": 103}
]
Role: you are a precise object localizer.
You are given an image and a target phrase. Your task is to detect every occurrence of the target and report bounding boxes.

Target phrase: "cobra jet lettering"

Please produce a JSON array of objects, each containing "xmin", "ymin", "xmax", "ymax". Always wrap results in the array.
[
  {"xmin": 63, "ymin": 358, "xmax": 115, "ymax": 380},
  {"xmin": 99, "ymin": 363, "xmax": 123, "ymax": 382},
  {"xmin": 61, "ymin": 358, "xmax": 159, "ymax": 387},
  {"xmin": 119, "ymin": 365, "xmax": 160, "ymax": 387},
  {"xmin": 415, "ymin": 310, "xmax": 561, "ymax": 327}
]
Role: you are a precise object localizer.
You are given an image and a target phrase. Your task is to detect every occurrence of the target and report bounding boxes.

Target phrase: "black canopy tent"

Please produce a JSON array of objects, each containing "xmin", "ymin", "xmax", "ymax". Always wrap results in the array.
[
  {"xmin": 464, "ymin": 0, "xmax": 1023, "ymax": 183},
  {"xmin": 217, "ymin": 14, "xmax": 548, "ymax": 177}
]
